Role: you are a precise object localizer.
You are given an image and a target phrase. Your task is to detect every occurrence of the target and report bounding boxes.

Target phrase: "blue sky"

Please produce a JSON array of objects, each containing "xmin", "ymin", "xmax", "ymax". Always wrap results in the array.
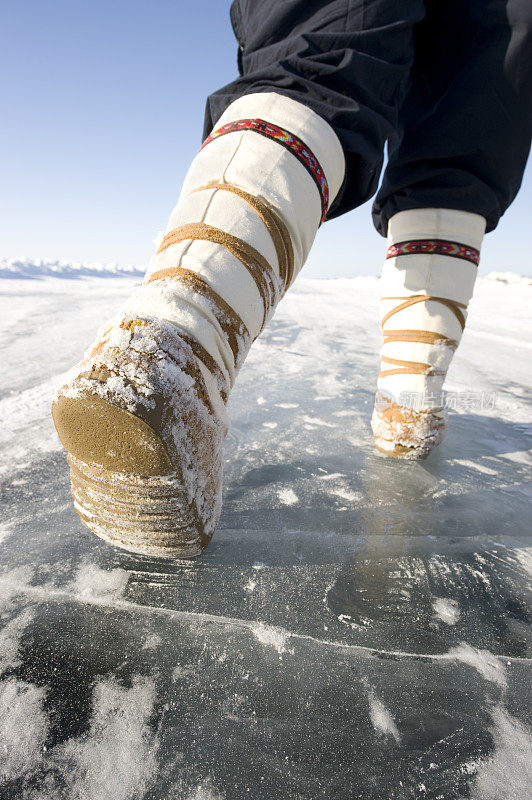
[{"xmin": 1, "ymin": 0, "xmax": 530, "ymax": 277}]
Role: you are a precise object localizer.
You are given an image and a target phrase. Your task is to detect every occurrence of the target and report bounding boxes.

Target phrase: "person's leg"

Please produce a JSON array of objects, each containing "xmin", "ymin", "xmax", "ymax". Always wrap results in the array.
[
  {"xmin": 206, "ymin": 0, "xmax": 427, "ymax": 219},
  {"xmin": 53, "ymin": 0, "xmax": 428, "ymax": 555},
  {"xmin": 52, "ymin": 94, "xmax": 345, "ymax": 557},
  {"xmin": 370, "ymin": 0, "xmax": 532, "ymax": 458}
]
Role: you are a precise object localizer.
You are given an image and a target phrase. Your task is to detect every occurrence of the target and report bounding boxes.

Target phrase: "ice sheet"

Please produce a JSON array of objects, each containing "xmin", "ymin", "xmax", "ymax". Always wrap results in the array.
[{"xmin": 0, "ymin": 269, "xmax": 530, "ymax": 799}]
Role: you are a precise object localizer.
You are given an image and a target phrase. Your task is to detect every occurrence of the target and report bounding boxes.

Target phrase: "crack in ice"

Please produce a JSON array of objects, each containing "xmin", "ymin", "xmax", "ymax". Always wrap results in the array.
[{"xmin": 1, "ymin": 574, "xmax": 530, "ymax": 665}]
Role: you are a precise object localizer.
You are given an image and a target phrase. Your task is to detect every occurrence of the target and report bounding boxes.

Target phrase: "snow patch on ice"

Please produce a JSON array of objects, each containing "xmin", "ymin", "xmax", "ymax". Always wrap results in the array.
[
  {"xmin": 0, "ymin": 638, "xmax": 163, "ymax": 797},
  {"xmin": 330, "ymin": 487, "xmax": 362, "ymax": 503},
  {"xmin": 56, "ymin": 675, "xmax": 158, "ymax": 800},
  {"xmin": 302, "ymin": 415, "xmax": 335, "ymax": 428},
  {"xmin": 0, "ymin": 609, "xmax": 34, "ymax": 674},
  {"xmin": 0, "ymin": 679, "xmax": 49, "ymax": 781},
  {"xmin": 0, "ymin": 523, "xmax": 15, "ymax": 545},
  {"xmin": 451, "ymin": 459, "xmax": 498, "ymax": 476},
  {"xmin": 142, "ymin": 633, "xmax": 162, "ymax": 650},
  {"xmin": 317, "ymin": 472, "xmax": 345, "ymax": 481},
  {"xmin": 0, "ymin": 376, "xmax": 65, "ymax": 471},
  {"xmin": 433, "ymin": 597, "xmax": 461, "ymax": 626},
  {"xmin": 278, "ymin": 488, "xmax": 298, "ymax": 506},
  {"xmin": 448, "ymin": 643, "xmax": 507, "ymax": 687},
  {"xmin": 471, "ymin": 707, "xmax": 532, "ymax": 799},
  {"xmin": 251, "ymin": 622, "xmax": 290, "ymax": 654},
  {"xmin": 513, "ymin": 547, "xmax": 532, "ymax": 578},
  {"xmin": 0, "ymin": 566, "xmax": 35, "ymax": 605},
  {"xmin": 172, "ymin": 664, "xmax": 195, "ymax": 681},
  {"xmin": 366, "ymin": 687, "xmax": 401, "ymax": 743},
  {"xmin": 188, "ymin": 778, "xmax": 224, "ymax": 800},
  {"xmin": 70, "ymin": 562, "xmax": 129, "ymax": 601}
]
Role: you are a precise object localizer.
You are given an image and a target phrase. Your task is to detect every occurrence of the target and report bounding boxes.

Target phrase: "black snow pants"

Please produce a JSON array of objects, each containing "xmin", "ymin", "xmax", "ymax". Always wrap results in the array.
[{"xmin": 204, "ymin": 0, "xmax": 532, "ymax": 235}]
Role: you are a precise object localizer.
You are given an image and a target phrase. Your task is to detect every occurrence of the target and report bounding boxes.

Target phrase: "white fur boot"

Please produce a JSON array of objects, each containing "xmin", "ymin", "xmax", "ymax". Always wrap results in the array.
[
  {"xmin": 52, "ymin": 93, "xmax": 345, "ymax": 556},
  {"xmin": 371, "ymin": 208, "xmax": 486, "ymax": 459}
]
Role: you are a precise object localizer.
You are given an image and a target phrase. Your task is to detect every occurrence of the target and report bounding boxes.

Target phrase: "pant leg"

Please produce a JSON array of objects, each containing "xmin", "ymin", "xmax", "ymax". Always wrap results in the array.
[
  {"xmin": 204, "ymin": 0, "xmax": 426, "ymax": 219},
  {"xmin": 373, "ymin": 0, "xmax": 532, "ymax": 236}
]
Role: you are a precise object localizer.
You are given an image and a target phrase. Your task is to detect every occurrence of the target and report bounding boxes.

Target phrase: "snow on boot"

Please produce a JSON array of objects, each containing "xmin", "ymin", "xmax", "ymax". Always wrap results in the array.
[
  {"xmin": 371, "ymin": 208, "xmax": 486, "ymax": 459},
  {"xmin": 52, "ymin": 93, "xmax": 345, "ymax": 557}
]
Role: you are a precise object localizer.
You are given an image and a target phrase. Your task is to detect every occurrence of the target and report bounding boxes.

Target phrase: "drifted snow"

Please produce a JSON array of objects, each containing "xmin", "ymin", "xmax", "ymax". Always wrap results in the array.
[
  {"xmin": 0, "ymin": 672, "xmax": 159, "ymax": 799},
  {"xmin": 366, "ymin": 686, "xmax": 401, "ymax": 743},
  {"xmin": 277, "ymin": 488, "xmax": 298, "ymax": 506},
  {"xmin": 71, "ymin": 561, "xmax": 130, "ymax": 601},
  {"xmin": 433, "ymin": 597, "xmax": 461, "ymax": 625},
  {"xmin": 251, "ymin": 622, "xmax": 290, "ymax": 654},
  {"xmin": 56, "ymin": 675, "xmax": 158, "ymax": 800},
  {"xmin": 0, "ymin": 679, "xmax": 49, "ymax": 781},
  {"xmin": 447, "ymin": 644, "xmax": 508, "ymax": 688},
  {"xmin": 471, "ymin": 707, "xmax": 532, "ymax": 799}
]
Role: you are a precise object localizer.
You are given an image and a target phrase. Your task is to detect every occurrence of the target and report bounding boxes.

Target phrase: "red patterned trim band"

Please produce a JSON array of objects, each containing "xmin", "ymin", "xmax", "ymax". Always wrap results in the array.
[
  {"xmin": 386, "ymin": 239, "xmax": 480, "ymax": 265},
  {"xmin": 201, "ymin": 118, "xmax": 329, "ymax": 223}
]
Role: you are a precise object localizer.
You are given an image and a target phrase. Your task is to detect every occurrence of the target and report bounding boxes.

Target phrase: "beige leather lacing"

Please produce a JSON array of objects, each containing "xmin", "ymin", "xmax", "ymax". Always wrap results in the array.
[
  {"xmin": 145, "ymin": 265, "xmax": 250, "ymax": 369},
  {"xmin": 156, "ymin": 222, "xmax": 279, "ymax": 335},
  {"xmin": 170, "ymin": 327, "xmax": 230, "ymax": 403},
  {"xmin": 87, "ymin": 327, "xmax": 112, "ymax": 361},
  {"xmin": 379, "ymin": 294, "xmax": 467, "ymax": 378},
  {"xmin": 190, "ymin": 183, "xmax": 295, "ymax": 290},
  {"xmin": 144, "ymin": 182, "xmax": 296, "ymax": 392}
]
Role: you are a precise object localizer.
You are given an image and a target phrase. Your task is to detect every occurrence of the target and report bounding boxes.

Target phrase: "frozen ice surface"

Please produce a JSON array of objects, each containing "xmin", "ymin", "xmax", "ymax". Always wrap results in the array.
[{"xmin": 0, "ymin": 267, "xmax": 531, "ymax": 799}]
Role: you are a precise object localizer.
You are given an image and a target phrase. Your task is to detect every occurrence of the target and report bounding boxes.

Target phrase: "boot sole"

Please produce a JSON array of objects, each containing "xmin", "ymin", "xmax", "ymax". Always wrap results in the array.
[{"xmin": 52, "ymin": 393, "xmax": 207, "ymax": 557}]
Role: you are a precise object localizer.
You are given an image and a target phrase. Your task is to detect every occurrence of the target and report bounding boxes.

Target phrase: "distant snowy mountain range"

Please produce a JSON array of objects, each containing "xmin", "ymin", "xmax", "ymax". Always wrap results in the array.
[{"xmin": 0, "ymin": 256, "xmax": 530, "ymax": 285}]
